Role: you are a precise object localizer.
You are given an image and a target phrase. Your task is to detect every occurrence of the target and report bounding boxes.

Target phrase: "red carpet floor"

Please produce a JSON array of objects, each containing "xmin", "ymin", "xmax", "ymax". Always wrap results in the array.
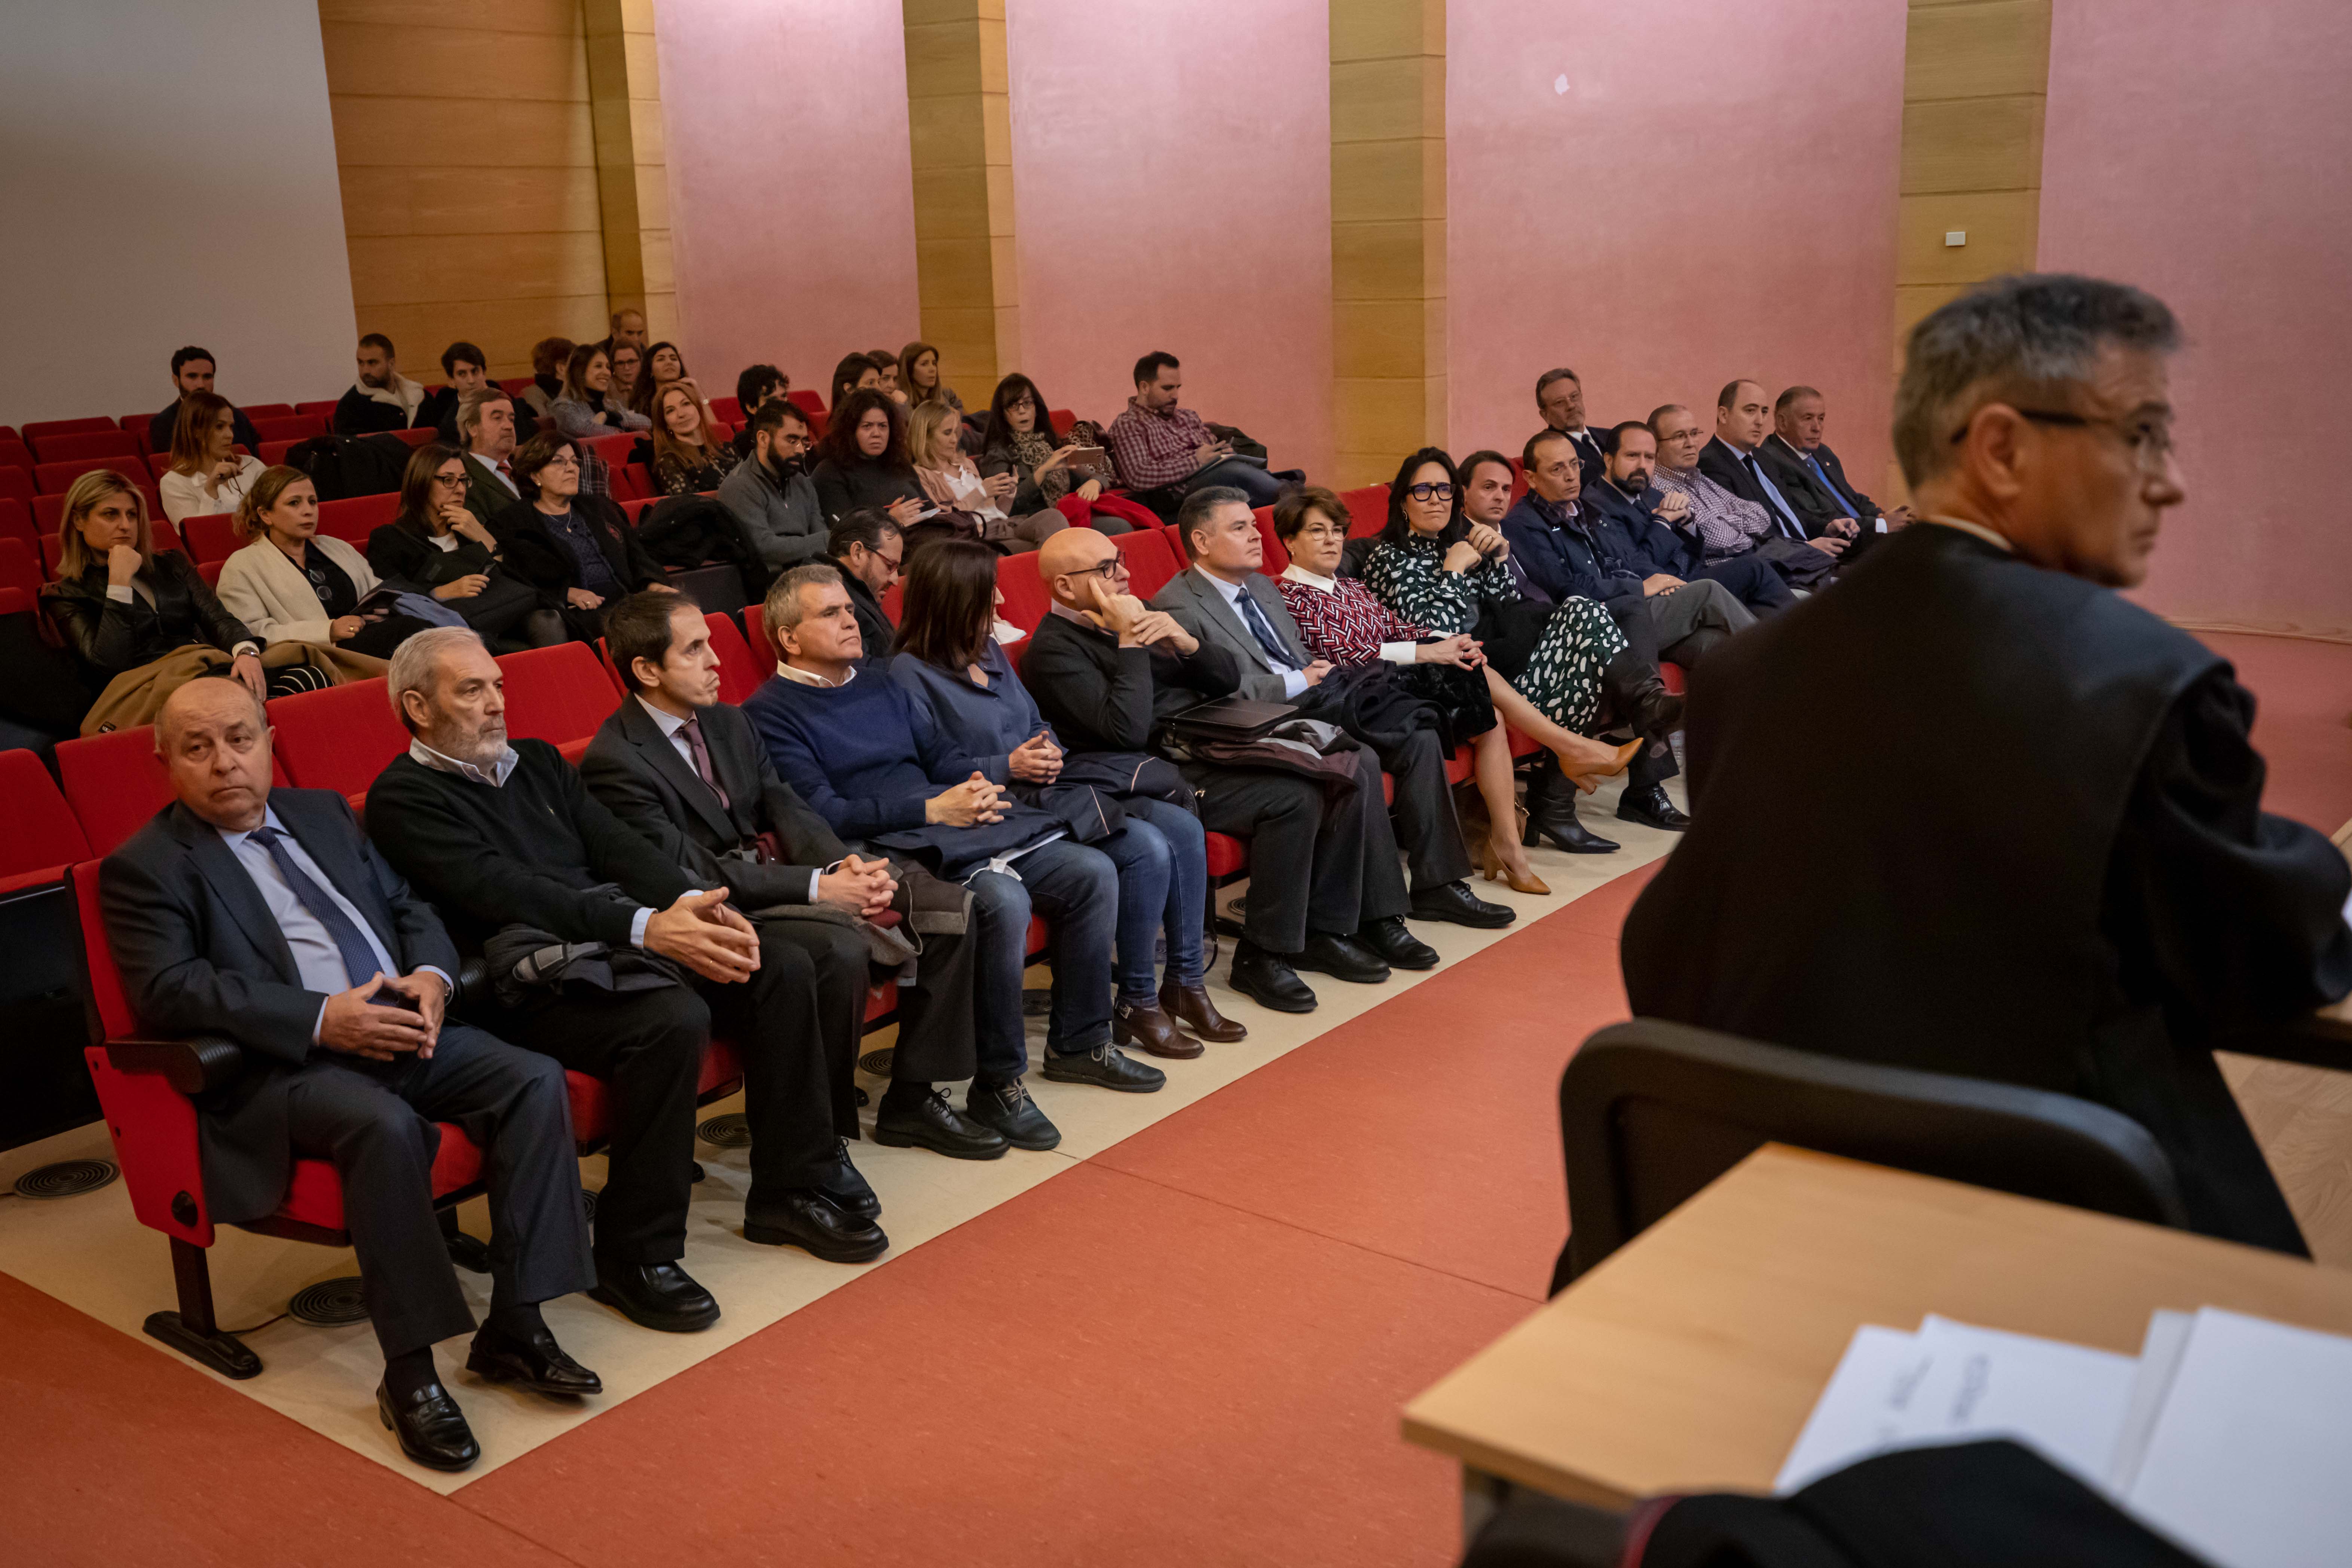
[{"xmin": 2, "ymin": 635, "xmax": 2341, "ymax": 1567}]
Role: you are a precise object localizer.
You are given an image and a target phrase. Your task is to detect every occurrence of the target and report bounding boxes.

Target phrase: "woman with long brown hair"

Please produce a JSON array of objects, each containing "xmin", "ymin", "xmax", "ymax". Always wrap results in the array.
[
  {"xmin": 368, "ymin": 443, "xmax": 562, "ymax": 646},
  {"xmin": 218, "ymin": 465, "xmax": 425, "ymax": 660},
  {"xmin": 647, "ymin": 381, "xmax": 740, "ymax": 495},
  {"xmin": 626, "ymin": 339, "xmax": 692, "ymax": 420},
  {"xmin": 825, "ymin": 352, "xmax": 886, "ymax": 422},
  {"xmin": 890, "ymin": 541, "xmax": 1239, "ymax": 1094},
  {"xmin": 158, "ymin": 390, "xmax": 266, "ymax": 523},
  {"xmin": 45, "ymin": 468, "xmax": 303, "ymax": 705},
  {"xmin": 550, "ymin": 340, "xmax": 651, "ymax": 438},
  {"xmin": 810, "ymin": 387, "xmax": 927, "ymax": 529},
  {"xmin": 898, "ymin": 341, "xmax": 964, "ymax": 416}
]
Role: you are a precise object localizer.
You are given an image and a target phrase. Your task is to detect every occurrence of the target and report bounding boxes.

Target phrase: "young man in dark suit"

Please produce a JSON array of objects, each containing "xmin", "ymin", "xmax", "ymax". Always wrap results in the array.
[
  {"xmin": 101, "ymin": 678, "xmax": 597, "ymax": 1473},
  {"xmin": 1697, "ymin": 378, "xmax": 1856, "ymax": 563},
  {"xmin": 579, "ymin": 590, "xmax": 1000, "ymax": 1153}
]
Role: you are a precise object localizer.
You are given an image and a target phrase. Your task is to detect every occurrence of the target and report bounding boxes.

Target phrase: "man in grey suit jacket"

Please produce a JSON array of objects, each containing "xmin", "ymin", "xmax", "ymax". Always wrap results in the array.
[
  {"xmin": 1151, "ymin": 487, "xmax": 1508, "ymax": 930},
  {"xmin": 99, "ymin": 678, "xmax": 597, "ymax": 1473}
]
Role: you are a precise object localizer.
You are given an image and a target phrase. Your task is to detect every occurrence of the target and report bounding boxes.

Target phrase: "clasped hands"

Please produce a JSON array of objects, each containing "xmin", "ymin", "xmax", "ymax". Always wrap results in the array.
[
  {"xmin": 318, "ymin": 969, "xmax": 450, "ymax": 1061},
  {"xmin": 816, "ymin": 852, "xmax": 897, "ymax": 920},
  {"xmin": 1414, "ymin": 633, "xmax": 1486, "ymax": 670}
]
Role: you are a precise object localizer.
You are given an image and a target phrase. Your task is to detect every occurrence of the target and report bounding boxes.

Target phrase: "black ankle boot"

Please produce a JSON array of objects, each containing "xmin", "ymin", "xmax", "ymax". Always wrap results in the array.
[
  {"xmin": 1601, "ymin": 650, "xmax": 1685, "ymax": 742},
  {"xmin": 1520, "ymin": 755, "xmax": 1619, "ymax": 855}
]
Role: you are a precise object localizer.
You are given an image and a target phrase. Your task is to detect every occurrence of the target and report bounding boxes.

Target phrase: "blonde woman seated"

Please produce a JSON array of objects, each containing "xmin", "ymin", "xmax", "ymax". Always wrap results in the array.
[
  {"xmin": 158, "ymin": 391, "xmax": 265, "ymax": 524},
  {"xmin": 549, "ymin": 341, "xmax": 651, "ymax": 439},
  {"xmin": 1362, "ymin": 449, "xmax": 1656, "ymax": 857},
  {"xmin": 217, "ymin": 465, "xmax": 427, "ymax": 661},
  {"xmin": 648, "ymin": 382, "xmax": 739, "ymax": 496},
  {"xmin": 44, "ymin": 469, "xmax": 325, "ymax": 707},
  {"xmin": 909, "ymin": 400, "xmax": 1064, "ymax": 554}
]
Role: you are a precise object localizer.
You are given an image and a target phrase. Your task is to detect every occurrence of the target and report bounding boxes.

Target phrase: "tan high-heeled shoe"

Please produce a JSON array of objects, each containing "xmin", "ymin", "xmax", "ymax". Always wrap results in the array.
[
  {"xmin": 1472, "ymin": 820, "xmax": 1552, "ymax": 895},
  {"xmin": 1566, "ymin": 739, "xmax": 1642, "ymax": 795}
]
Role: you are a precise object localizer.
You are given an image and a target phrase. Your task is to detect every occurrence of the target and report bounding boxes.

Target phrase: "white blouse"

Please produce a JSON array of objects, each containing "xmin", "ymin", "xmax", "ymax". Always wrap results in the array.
[{"xmin": 159, "ymin": 454, "xmax": 266, "ymax": 525}]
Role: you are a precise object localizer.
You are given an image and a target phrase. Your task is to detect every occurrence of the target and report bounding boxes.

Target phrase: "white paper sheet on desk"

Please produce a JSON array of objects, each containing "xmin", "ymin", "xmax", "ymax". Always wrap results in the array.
[
  {"xmin": 1774, "ymin": 1318, "xmax": 2137, "ymax": 1494},
  {"xmin": 2125, "ymin": 1308, "xmax": 2352, "ymax": 1568},
  {"xmin": 2107, "ymin": 1309, "xmax": 2194, "ymax": 1494}
]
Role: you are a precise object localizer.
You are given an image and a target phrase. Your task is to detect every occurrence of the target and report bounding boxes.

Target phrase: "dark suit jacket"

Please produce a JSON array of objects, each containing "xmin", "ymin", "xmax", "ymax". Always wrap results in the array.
[
  {"xmin": 492, "ymin": 492, "xmax": 660, "ymax": 602},
  {"xmin": 1757, "ymin": 435, "xmax": 1884, "ymax": 565},
  {"xmin": 98, "ymin": 789, "xmax": 460, "ymax": 1225},
  {"xmin": 460, "ymin": 450, "xmax": 522, "ymax": 530},
  {"xmin": 579, "ymin": 694, "xmax": 847, "ymax": 908},
  {"xmin": 1019, "ymin": 607, "xmax": 1243, "ymax": 754},
  {"xmin": 1697, "ymin": 438, "xmax": 1816, "ymax": 541},
  {"xmin": 1582, "ymin": 480, "xmax": 1702, "ymax": 578},
  {"xmin": 415, "ymin": 386, "xmax": 461, "ymax": 446},
  {"xmin": 1150, "ymin": 566, "xmax": 1313, "ymax": 702}
]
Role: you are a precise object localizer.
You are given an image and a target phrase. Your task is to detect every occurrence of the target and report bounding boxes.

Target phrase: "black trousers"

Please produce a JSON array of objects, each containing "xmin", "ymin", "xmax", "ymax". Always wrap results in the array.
[
  {"xmin": 1600, "ymin": 594, "xmax": 1681, "ymax": 792},
  {"xmin": 857, "ymin": 869, "xmax": 981, "ymax": 1088},
  {"xmin": 497, "ymin": 919, "xmax": 866, "ymax": 1264},
  {"xmin": 1361, "ymin": 725, "xmax": 1473, "ymax": 893},
  {"xmin": 280, "ymin": 1024, "xmax": 592, "ymax": 1360},
  {"xmin": 1189, "ymin": 740, "xmax": 1409, "ymax": 954},
  {"xmin": 1691, "ymin": 552, "xmax": 1795, "ymax": 615}
]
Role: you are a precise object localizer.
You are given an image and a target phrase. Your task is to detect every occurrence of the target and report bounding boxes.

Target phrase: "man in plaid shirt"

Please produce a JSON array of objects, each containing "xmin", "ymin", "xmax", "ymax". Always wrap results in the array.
[{"xmin": 1107, "ymin": 351, "xmax": 1290, "ymax": 507}]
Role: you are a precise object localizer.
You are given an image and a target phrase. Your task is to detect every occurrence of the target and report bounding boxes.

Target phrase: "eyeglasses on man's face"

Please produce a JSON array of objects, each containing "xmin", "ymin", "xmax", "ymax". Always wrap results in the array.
[
  {"xmin": 1071, "ymin": 558, "xmax": 1129, "ymax": 581},
  {"xmin": 1405, "ymin": 482, "xmax": 1456, "ymax": 502},
  {"xmin": 1951, "ymin": 406, "xmax": 2176, "ymax": 473}
]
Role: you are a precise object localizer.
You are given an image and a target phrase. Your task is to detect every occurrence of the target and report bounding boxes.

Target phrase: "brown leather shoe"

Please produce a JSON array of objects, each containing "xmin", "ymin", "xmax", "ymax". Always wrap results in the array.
[
  {"xmin": 1159, "ymin": 978, "xmax": 1247, "ymax": 1043},
  {"xmin": 1111, "ymin": 1000, "xmax": 1203, "ymax": 1059}
]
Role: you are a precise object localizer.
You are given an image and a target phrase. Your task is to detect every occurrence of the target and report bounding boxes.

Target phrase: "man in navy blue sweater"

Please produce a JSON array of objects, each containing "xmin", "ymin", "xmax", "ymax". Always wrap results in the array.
[{"xmin": 744, "ymin": 565, "xmax": 1162, "ymax": 1153}]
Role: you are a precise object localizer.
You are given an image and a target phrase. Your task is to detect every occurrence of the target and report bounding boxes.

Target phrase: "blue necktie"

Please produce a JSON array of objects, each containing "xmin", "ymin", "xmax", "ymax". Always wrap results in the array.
[
  {"xmin": 1742, "ymin": 454, "xmax": 1806, "ymax": 540},
  {"xmin": 1233, "ymin": 587, "xmax": 1298, "ymax": 670},
  {"xmin": 248, "ymin": 824, "xmax": 398, "ymax": 1002},
  {"xmin": 1806, "ymin": 452, "xmax": 1851, "ymax": 511}
]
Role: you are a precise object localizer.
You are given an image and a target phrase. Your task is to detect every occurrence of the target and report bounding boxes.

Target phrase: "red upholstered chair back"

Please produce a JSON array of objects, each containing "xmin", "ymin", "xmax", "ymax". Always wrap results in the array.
[
  {"xmin": 23, "ymin": 417, "xmax": 116, "ymax": 443},
  {"xmin": 56, "ymin": 726, "xmax": 293, "ymax": 857},
  {"xmin": 316, "ymin": 492, "xmax": 397, "ymax": 545},
  {"xmin": 1251, "ymin": 505, "xmax": 1290, "ymax": 573},
  {"xmin": 498, "ymin": 642, "xmax": 622, "ymax": 754},
  {"xmin": 0, "ymin": 537, "xmax": 40, "ymax": 599},
  {"xmin": 1109, "ymin": 527, "xmax": 1181, "ymax": 601},
  {"xmin": 703, "ymin": 611, "xmax": 765, "ymax": 704},
  {"xmin": 250, "ymin": 414, "xmax": 324, "ymax": 445},
  {"xmin": 180, "ymin": 514, "xmax": 239, "ymax": 564},
  {"xmin": 241, "ymin": 404, "xmax": 296, "ymax": 421},
  {"xmin": 269, "ymin": 677, "xmax": 408, "ymax": 805},
  {"xmin": 33, "ymin": 429, "xmax": 140, "ymax": 464},
  {"xmin": 995, "ymin": 551, "xmax": 1052, "ymax": 635},
  {"xmin": 71, "ymin": 860, "xmax": 137, "ymax": 1043},
  {"xmin": 0, "ymin": 747, "xmax": 92, "ymax": 884},
  {"xmin": 1340, "ymin": 485, "xmax": 1390, "ymax": 538},
  {"xmin": 0, "ymin": 498, "xmax": 34, "ymax": 547}
]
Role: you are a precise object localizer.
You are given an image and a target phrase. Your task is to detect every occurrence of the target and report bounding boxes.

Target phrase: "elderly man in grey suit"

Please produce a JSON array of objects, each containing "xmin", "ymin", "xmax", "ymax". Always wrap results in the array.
[{"xmin": 1150, "ymin": 486, "xmax": 1507, "ymax": 930}]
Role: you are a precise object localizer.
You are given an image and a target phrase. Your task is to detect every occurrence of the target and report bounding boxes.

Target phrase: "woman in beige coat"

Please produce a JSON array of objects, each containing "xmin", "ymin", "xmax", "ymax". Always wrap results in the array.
[{"xmin": 215, "ymin": 466, "xmax": 416, "ymax": 660}]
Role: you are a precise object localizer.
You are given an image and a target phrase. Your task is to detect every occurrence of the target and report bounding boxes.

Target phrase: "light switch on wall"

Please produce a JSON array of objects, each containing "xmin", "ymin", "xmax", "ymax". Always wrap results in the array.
[{"xmin": 1945, "ymin": 230, "xmax": 1967, "ymax": 247}]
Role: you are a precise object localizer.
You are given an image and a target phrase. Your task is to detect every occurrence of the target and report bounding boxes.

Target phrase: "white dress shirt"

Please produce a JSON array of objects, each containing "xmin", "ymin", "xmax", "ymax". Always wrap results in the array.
[
  {"xmin": 217, "ymin": 806, "xmax": 448, "ymax": 1040},
  {"xmin": 1195, "ymin": 566, "xmax": 1309, "ymax": 697}
]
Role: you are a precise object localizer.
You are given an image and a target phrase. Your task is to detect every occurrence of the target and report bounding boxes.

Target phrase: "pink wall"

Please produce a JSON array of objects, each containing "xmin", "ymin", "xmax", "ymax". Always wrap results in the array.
[
  {"xmin": 1006, "ymin": 0, "xmax": 1333, "ymax": 477},
  {"xmin": 654, "ymin": 3, "xmax": 921, "ymax": 398},
  {"xmin": 1447, "ymin": 2, "xmax": 1905, "ymax": 477},
  {"xmin": 2040, "ymin": 0, "xmax": 2352, "ymax": 639}
]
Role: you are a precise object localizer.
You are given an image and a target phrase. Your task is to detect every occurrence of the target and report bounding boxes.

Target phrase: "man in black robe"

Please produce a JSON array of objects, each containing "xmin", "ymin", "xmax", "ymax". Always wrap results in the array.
[{"xmin": 1622, "ymin": 273, "xmax": 2352, "ymax": 1256}]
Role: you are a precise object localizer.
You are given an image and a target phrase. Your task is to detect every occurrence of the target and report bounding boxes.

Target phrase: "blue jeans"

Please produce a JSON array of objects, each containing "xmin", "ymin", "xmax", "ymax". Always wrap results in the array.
[
  {"xmin": 965, "ymin": 838, "xmax": 1117, "ymax": 1080},
  {"xmin": 1091, "ymin": 797, "xmax": 1208, "ymax": 1004}
]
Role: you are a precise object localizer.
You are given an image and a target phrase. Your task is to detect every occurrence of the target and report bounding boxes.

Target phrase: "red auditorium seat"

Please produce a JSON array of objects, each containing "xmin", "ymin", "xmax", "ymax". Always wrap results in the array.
[
  {"xmin": 620, "ymin": 496, "xmax": 655, "ymax": 525},
  {"xmin": 269, "ymin": 677, "xmax": 407, "ymax": 806},
  {"xmin": 497, "ymin": 642, "xmax": 621, "ymax": 761},
  {"xmin": 258, "ymin": 440, "xmax": 298, "ymax": 467},
  {"xmin": 69, "ymin": 860, "xmax": 485, "ymax": 1380},
  {"xmin": 787, "ymin": 390, "xmax": 828, "ymax": 439},
  {"xmin": 995, "ymin": 551, "xmax": 1051, "ymax": 634},
  {"xmin": 148, "ymin": 518, "xmax": 184, "ymax": 558},
  {"xmin": 37, "ymin": 456, "xmax": 143, "ymax": 494},
  {"xmin": 141, "ymin": 454, "xmax": 175, "ymax": 484},
  {"xmin": 498, "ymin": 378, "xmax": 535, "ymax": 397},
  {"xmin": 711, "ymin": 395, "xmax": 743, "ymax": 424},
  {"xmin": 241, "ymin": 404, "xmax": 295, "ymax": 421},
  {"xmin": 178, "ymin": 514, "xmax": 238, "ymax": 565},
  {"xmin": 22, "ymin": 416, "xmax": 116, "ymax": 443},
  {"xmin": 295, "ymin": 400, "xmax": 340, "ymax": 421},
  {"xmin": 0, "ymin": 498, "xmax": 33, "ymax": 546},
  {"xmin": 199, "ymin": 560, "xmax": 225, "ymax": 587},
  {"xmin": 1, "ymin": 439, "xmax": 35, "ymax": 475},
  {"xmin": 250, "ymin": 414, "xmax": 323, "ymax": 444},
  {"xmin": 56, "ymin": 726, "xmax": 293, "ymax": 857},
  {"xmin": 32, "ymin": 430, "xmax": 139, "ymax": 464},
  {"xmin": 1660, "ymin": 661, "xmax": 1687, "ymax": 696},
  {"xmin": 0, "ymin": 537, "xmax": 42, "ymax": 599},
  {"xmin": 0, "ymin": 748, "xmax": 90, "ymax": 895},
  {"xmin": 702, "ymin": 611, "xmax": 765, "ymax": 703},
  {"xmin": 0, "ymin": 467, "xmax": 33, "ymax": 507},
  {"xmin": 389, "ymin": 427, "xmax": 437, "ymax": 448},
  {"xmin": 619, "ymin": 462, "xmax": 653, "ymax": 501},
  {"xmin": 584, "ymin": 431, "xmax": 636, "ymax": 471},
  {"xmin": 37, "ymin": 535, "xmax": 63, "ymax": 579},
  {"xmin": 1340, "ymin": 484, "xmax": 1389, "ymax": 537},
  {"xmin": 316, "ymin": 492, "xmax": 397, "ymax": 544},
  {"xmin": 1251, "ymin": 505, "xmax": 1289, "ymax": 572},
  {"xmin": 1047, "ymin": 409, "xmax": 1076, "ymax": 437},
  {"xmin": 1110, "ymin": 527, "xmax": 1181, "ymax": 599}
]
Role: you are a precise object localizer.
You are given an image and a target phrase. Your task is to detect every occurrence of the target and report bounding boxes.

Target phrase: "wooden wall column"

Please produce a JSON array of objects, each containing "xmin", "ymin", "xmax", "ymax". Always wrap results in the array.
[
  {"xmin": 1331, "ymin": 0, "xmax": 1446, "ymax": 490},
  {"xmin": 1890, "ymin": 0, "xmax": 2053, "ymax": 497},
  {"xmin": 902, "ymin": 0, "xmax": 1018, "ymax": 407},
  {"xmin": 584, "ymin": 0, "xmax": 677, "ymax": 343}
]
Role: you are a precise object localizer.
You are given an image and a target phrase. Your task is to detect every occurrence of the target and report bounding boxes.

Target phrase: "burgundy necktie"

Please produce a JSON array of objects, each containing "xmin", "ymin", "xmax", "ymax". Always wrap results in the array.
[{"xmin": 680, "ymin": 714, "xmax": 730, "ymax": 810}]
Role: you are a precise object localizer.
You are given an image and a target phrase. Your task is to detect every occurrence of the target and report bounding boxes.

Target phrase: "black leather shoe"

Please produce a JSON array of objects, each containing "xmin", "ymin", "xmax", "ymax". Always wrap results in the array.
[
  {"xmin": 377, "ymin": 1378, "xmax": 480, "ymax": 1472},
  {"xmin": 966, "ymin": 1078, "xmax": 1062, "ymax": 1150},
  {"xmin": 819, "ymin": 1137, "xmax": 880, "ymax": 1219},
  {"xmin": 1296, "ymin": 931, "xmax": 1391, "ymax": 983},
  {"xmin": 589, "ymin": 1260, "xmax": 721, "ymax": 1333},
  {"xmin": 744, "ymin": 1188, "xmax": 890, "ymax": 1262},
  {"xmin": 873, "ymin": 1087, "xmax": 1010, "ymax": 1160},
  {"xmin": 1357, "ymin": 915, "xmax": 1439, "ymax": 969},
  {"xmin": 1227, "ymin": 941, "xmax": 1317, "ymax": 1013},
  {"xmin": 1040, "ymin": 1043, "xmax": 1166, "ymax": 1093},
  {"xmin": 1616, "ymin": 783, "xmax": 1692, "ymax": 831},
  {"xmin": 1407, "ymin": 880, "xmax": 1516, "ymax": 929},
  {"xmin": 465, "ymin": 1323, "xmax": 602, "ymax": 1398},
  {"xmin": 1522, "ymin": 803, "xmax": 1620, "ymax": 854}
]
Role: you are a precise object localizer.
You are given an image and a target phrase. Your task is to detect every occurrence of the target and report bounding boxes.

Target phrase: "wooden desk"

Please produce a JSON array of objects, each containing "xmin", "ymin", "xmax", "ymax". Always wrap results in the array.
[{"xmin": 1404, "ymin": 1145, "xmax": 2352, "ymax": 1523}]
